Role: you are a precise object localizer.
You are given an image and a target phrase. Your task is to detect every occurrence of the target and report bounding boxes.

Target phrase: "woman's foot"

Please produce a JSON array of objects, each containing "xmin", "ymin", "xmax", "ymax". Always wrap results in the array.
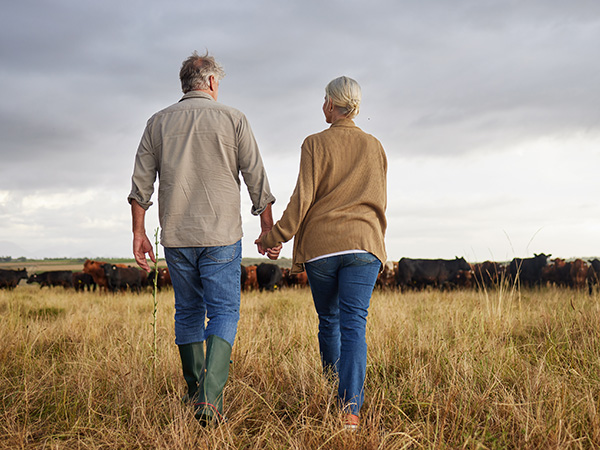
[{"xmin": 344, "ymin": 413, "xmax": 359, "ymax": 431}]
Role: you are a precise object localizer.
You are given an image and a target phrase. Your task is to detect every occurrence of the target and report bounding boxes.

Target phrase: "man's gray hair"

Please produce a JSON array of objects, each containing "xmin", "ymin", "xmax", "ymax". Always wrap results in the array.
[
  {"xmin": 179, "ymin": 51, "xmax": 226, "ymax": 93},
  {"xmin": 325, "ymin": 76, "xmax": 362, "ymax": 119}
]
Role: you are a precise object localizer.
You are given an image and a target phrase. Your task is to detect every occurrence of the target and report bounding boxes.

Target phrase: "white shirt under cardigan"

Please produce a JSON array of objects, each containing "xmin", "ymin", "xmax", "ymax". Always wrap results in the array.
[{"xmin": 306, "ymin": 250, "xmax": 368, "ymax": 263}]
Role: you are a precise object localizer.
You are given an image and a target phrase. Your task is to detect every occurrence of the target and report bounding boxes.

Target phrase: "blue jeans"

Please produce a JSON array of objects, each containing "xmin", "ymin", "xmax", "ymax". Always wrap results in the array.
[
  {"xmin": 304, "ymin": 253, "xmax": 381, "ymax": 416},
  {"xmin": 164, "ymin": 241, "xmax": 242, "ymax": 347}
]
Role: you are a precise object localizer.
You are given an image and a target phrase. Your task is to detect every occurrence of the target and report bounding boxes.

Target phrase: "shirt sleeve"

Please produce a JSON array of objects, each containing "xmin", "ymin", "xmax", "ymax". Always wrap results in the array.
[
  {"xmin": 261, "ymin": 139, "xmax": 315, "ymax": 248},
  {"xmin": 236, "ymin": 114, "xmax": 276, "ymax": 215},
  {"xmin": 127, "ymin": 120, "xmax": 157, "ymax": 210}
]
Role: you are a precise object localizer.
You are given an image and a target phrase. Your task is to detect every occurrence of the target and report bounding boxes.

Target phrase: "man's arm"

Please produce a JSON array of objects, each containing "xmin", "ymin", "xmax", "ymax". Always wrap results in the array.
[
  {"xmin": 255, "ymin": 202, "xmax": 273, "ymax": 255},
  {"xmin": 254, "ymin": 202, "xmax": 281, "ymax": 259},
  {"xmin": 236, "ymin": 115, "xmax": 276, "ymax": 214},
  {"xmin": 131, "ymin": 199, "xmax": 156, "ymax": 272}
]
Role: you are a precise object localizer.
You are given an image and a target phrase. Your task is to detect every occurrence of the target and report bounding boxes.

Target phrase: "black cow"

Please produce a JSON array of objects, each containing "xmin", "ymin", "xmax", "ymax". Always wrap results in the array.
[
  {"xmin": 72, "ymin": 272, "xmax": 97, "ymax": 292},
  {"xmin": 103, "ymin": 264, "xmax": 143, "ymax": 293},
  {"xmin": 27, "ymin": 271, "xmax": 73, "ymax": 288},
  {"xmin": 256, "ymin": 263, "xmax": 283, "ymax": 292},
  {"xmin": 396, "ymin": 257, "xmax": 471, "ymax": 290},
  {"xmin": 509, "ymin": 253, "xmax": 550, "ymax": 287},
  {"xmin": 240, "ymin": 265, "xmax": 248, "ymax": 291},
  {"xmin": 0, "ymin": 268, "xmax": 28, "ymax": 289},
  {"xmin": 588, "ymin": 259, "xmax": 600, "ymax": 296}
]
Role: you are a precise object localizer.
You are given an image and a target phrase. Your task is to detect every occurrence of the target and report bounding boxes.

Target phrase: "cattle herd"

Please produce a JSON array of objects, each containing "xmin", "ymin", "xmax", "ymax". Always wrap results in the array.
[
  {"xmin": 377, "ymin": 254, "xmax": 600, "ymax": 295},
  {"xmin": 0, "ymin": 260, "xmax": 306, "ymax": 293},
  {"xmin": 1, "ymin": 255, "xmax": 600, "ymax": 295},
  {"xmin": 0, "ymin": 260, "xmax": 172, "ymax": 293}
]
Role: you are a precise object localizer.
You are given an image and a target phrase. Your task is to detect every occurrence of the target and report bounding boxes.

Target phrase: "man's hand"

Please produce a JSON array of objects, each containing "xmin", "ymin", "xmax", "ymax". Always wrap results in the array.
[
  {"xmin": 133, "ymin": 233, "xmax": 156, "ymax": 272},
  {"xmin": 131, "ymin": 200, "xmax": 155, "ymax": 272},
  {"xmin": 256, "ymin": 203, "xmax": 274, "ymax": 255},
  {"xmin": 255, "ymin": 230, "xmax": 270, "ymax": 255}
]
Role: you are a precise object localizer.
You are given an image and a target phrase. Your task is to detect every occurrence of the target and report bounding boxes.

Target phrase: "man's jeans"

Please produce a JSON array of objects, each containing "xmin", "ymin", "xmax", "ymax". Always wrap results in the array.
[
  {"xmin": 304, "ymin": 252, "xmax": 381, "ymax": 416},
  {"xmin": 164, "ymin": 241, "xmax": 242, "ymax": 347}
]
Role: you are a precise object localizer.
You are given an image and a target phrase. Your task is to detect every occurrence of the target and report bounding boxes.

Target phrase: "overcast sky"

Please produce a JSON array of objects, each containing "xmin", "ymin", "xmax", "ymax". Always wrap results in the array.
[{"xmin": 1, "ymin": 0, "xmax": 599, "ymax": 262}]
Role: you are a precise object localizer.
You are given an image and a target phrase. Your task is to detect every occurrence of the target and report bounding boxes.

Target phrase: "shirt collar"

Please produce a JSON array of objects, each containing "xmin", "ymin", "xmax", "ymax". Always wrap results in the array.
[
  {"xmin": 330, "ymin": 118, "xmax": 357, "ymax": 129},
  {"xmin": 179, "ymin": 90, "xmax": 215, "ymax": 102}
]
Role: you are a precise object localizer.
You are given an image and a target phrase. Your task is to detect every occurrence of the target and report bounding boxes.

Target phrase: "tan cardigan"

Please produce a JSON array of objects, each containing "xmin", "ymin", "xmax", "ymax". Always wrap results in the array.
[{"xmin": 262, "ymin": 118, "xmax": 387, "ymax": 273}]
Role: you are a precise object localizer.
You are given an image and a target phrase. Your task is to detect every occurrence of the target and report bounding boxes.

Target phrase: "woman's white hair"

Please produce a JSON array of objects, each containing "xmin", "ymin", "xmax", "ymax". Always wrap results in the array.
[{"xmin": 325, "ymin": 76, "xmax": 362, "ymax": 119}]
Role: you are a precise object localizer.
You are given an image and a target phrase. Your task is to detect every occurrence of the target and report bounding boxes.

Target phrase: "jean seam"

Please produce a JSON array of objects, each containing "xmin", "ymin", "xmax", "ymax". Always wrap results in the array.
[
  {"xmin": 353, "ymin": 253, "xmax": 377, "ymax": 264},
  {"xmin": 306, "ymin": 257, "xmax": 331, "ymax": 268}
]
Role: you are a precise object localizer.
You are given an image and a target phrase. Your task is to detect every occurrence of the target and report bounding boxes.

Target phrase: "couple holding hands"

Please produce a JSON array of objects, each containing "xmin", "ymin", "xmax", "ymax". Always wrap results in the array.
[{"xmin": 128, "ymin": 51, "xmax": 387, "ymax": 430}]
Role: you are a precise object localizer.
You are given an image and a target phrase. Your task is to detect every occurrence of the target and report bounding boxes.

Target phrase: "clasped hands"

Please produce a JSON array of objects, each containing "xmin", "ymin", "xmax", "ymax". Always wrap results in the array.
[{"xmin": 255, "ymin": 231, "xmax": 282, "ymax": 260}]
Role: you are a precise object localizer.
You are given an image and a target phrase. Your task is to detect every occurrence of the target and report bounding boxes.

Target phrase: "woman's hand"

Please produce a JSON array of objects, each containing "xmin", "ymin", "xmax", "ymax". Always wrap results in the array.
[
  {"xmin": 266, "ymin": 244, "xmax": 282, "ymax": 260},
  {"xmin": 255, "ymin": 229, "xmax": 282, "ymax": 259}
]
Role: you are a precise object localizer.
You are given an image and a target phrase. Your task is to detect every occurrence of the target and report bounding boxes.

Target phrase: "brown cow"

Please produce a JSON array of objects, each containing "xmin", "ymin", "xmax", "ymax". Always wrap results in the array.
[
  {"xmin": 243, "ymin": 265, "xmax": 259, "ymax": 291},
  {"xmin": 472, "ymin": 261, "xmax": 507, "ymax": 288},
  {"xmin": 541, "ymin": 258, "xmax": 569, "ymax": 287},
  {"xmin": 294, "ymin": 270, "xmax": 308, "ymax": 288},
  {"xmin": 376, "ymin": 261, "xmax": 397, "ymax": 290},
  {"xmin": 286, "ymin": 269, "xmax": 309, "ymax": 288},
  {"xmin": 83, "ymin": 259, "xmax": 127, "ymax": 292},
  {"xmin": 455, "ymin": 269, "xmax": 474, "ymax": 289},
  {"xmin": 569, "ymin": 259, "xmax": 588, "ymax": 289},
  {"xmin": 280, "ymin": 267, "xmax": 291, "ymax": 287}
]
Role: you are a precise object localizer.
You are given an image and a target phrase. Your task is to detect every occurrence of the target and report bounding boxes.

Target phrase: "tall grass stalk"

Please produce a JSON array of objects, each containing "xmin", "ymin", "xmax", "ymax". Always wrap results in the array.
[
  {"xmin": 478, "ymin": 267, "xmax": 520, "ymax": 326},
  {"xmin": 151, "ymin": 227, "xmax": 160, "ymax": 375}
]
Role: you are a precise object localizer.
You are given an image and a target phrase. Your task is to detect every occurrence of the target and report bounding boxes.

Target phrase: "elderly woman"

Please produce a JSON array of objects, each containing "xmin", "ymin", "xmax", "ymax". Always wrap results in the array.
[{"xmin": 258, "ymin": 76, "xmax": 387, "ymax": 429}]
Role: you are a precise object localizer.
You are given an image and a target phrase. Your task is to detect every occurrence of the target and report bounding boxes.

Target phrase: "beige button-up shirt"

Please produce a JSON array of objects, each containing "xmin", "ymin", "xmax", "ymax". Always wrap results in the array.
[{"xmin": 128, "ymin": 91, "xmax": 275, "ymax": 248}]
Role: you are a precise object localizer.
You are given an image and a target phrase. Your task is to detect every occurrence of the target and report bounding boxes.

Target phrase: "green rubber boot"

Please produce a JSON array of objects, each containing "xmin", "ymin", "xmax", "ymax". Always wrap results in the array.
[
  {"xmin": 178, "ymin": 342, "xmax": 205, "ymax": 403},
  {"xmin": 195, "ymin": 335, "xmax": 232, "ymax": 426}
]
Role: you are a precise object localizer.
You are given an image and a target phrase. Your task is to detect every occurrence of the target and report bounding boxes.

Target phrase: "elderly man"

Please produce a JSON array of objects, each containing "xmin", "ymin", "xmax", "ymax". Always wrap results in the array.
[{"xmin": 128, "ymin": 51, "xmax": 275, "ymax": 425}]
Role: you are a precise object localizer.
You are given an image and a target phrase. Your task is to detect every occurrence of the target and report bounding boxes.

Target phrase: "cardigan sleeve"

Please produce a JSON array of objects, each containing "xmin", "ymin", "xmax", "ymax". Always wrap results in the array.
[{"xmin": 261, "ymin": 140, "xmax": 316, "ymax": 249}]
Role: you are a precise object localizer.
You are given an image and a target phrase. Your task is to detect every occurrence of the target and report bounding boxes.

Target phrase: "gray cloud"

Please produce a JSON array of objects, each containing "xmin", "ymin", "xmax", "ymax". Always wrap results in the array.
[{"xmin": 0, "ymin": 0, "xmax": 599, "ymax": 259}]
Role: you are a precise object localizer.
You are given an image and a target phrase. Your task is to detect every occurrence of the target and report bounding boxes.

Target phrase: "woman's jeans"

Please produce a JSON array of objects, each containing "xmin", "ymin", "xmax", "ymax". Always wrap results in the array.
[
  {"xmin": 305, "ymin": 252, "xmax": 381, "ymax": 416},
  {"xmin": 164, "ymin": 241, "xmax": 242, "ymax": 347}
]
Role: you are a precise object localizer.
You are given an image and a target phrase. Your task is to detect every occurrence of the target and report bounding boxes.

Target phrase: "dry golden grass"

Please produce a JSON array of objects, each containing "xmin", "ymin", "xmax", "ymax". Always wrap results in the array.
[{"xmin": 1, "ymin": 284, "xmax": 600, "ymax": 449}]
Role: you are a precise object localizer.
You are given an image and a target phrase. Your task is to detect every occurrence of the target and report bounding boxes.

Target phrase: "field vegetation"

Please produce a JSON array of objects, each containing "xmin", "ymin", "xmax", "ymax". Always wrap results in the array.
[{"xmin": 1, "ymin": 281, "xmax": 600, "ymax": 449}]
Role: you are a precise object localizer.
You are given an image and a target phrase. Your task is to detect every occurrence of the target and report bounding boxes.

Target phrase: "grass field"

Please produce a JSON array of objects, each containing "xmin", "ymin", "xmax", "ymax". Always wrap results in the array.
[{"xmin": 1, "ymin": 283, "xmax": 600, "ymax": 449}]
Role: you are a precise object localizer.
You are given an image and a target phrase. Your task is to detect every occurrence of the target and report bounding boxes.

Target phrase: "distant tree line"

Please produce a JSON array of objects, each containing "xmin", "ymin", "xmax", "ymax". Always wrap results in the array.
[
  {"xmin": 0, "ymin": 256, "xmax": 136, "ymax": 264},
  {"xmin": 0, "ymin": 256, "xmax": 27, "ymax": 263}
]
